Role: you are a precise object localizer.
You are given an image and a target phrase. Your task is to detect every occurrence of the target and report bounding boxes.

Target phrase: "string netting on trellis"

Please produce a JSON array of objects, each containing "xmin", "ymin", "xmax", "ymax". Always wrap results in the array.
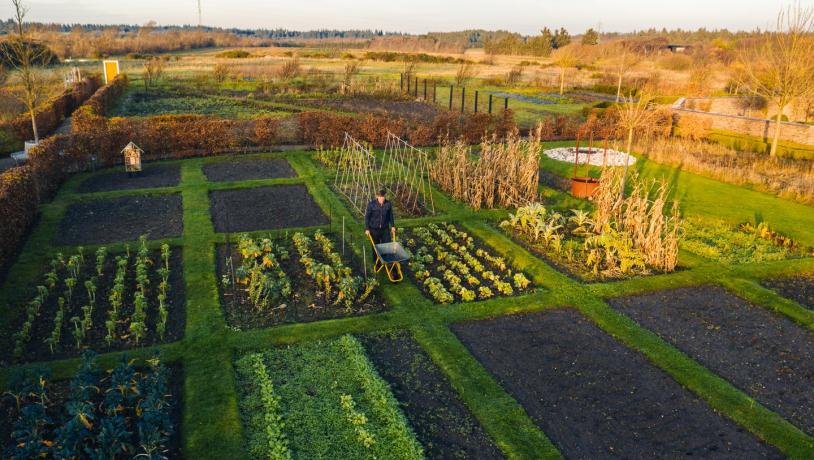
[
  {"xmin": 379, "ymin": 131, "xmax": 435, "ymax": 216},
  {"xmin": 334, "ymin": 133, "xmax": 381, "ymax": 216},
  {"xmin": 333, "ymin": 132, "xmax": 435, "ymax": 217}
]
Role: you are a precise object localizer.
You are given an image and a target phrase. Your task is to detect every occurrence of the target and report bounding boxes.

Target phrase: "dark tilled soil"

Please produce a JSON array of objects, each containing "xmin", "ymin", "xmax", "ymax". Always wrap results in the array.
[
  {"xmin": 209, "ymin": 185, "xmax": 328, "ymax": 233},
  {"xmin": 202, "ymin": 157, "xmax": 296, "ymax": 183},
  {"xmin": 78, "ymin": 165, "xmax": 181, "ymax": 193},
  {"xmin": 216, "ymin": 238, "xmax": 388, "ymax": 329},
  {"xmin": 538, "ymin": 169, "xmax": 570, "ymax": 192},
  {"xmin": 451, "ymin": 308, "xmax": 782, "ymax": 459},
  {"xmin": 762, "ymin": 274, "xmax": 814, "ymax": 310},
  {"xmin": 4, "ymin": 248, "xmax": 185, "ymax": 366},
  {"xmin": 610, "ymin": 286, "xmax": 814, "ymax": 437},
  {"xmin": 359, "ymin": 331, "xmax": 503, "ymax": 460},
  {"xmin": 301, "ymin": 95, "xmax": 441, "ymax": 122},
  {"xmin": 54, "ymin": 194, "xmax": 183, "ymax": 246},
  {"xmin": 1, "ymin": 363, "xmax": 183, "ymax": 459}
]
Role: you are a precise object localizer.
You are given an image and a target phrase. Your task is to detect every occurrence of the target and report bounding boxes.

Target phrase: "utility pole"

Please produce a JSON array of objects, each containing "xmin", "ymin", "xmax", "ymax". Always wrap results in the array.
[{"xmin": 197, "ymin": 0, "xmax": 202, "ymax": 27}]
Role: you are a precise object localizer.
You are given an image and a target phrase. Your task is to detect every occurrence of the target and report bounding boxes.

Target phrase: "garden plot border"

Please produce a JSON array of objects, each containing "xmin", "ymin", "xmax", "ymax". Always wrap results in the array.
[{"xmin": 1, "ymin": 147, "xmax": 814, "ymax": 459}]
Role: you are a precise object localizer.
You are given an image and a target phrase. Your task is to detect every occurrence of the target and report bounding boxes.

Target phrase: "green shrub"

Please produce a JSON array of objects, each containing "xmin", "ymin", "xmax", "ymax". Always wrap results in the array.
[{"xmin": 216, "ymin": 50, "xmax": 252, "ymax": 59}]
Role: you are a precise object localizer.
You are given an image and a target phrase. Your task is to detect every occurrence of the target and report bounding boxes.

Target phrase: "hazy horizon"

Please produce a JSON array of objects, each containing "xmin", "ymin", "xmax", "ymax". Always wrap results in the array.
[{"xmin": 1, "ymin": 0, "xmax": 811, "ymax": 35}]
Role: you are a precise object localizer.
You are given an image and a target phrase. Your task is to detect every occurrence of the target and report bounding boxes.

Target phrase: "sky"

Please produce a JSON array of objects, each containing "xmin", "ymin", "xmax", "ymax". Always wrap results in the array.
[{"xmin": 1, "ymin": 0, "xmax": 811, "ymax": 35}]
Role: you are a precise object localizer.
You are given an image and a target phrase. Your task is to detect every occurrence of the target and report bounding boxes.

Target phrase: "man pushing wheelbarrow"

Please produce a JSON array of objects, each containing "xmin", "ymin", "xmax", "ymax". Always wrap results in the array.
[{"xmin": 365, "ymin": 189, "xmax": 410, "ymax": 282}]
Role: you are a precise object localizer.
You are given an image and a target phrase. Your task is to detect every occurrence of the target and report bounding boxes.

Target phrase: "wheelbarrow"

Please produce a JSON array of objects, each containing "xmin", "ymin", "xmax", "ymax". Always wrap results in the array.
[{"xmin": 367, "ymin": 233, "xmax": 411, "ymax": 283}]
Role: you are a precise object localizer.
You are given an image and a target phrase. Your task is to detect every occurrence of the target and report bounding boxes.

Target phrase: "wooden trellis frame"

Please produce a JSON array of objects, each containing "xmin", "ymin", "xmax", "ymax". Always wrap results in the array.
[
  {"xmin": 334, "ymin": 133, "xmax": 380, "ymax": 216},
  {"xmin": 380, "ymin": 131, "xmax": 435, "ymax": 215},
  {"xmin": 333, "ymin": 132, "xmax": 436, "ymax": 216}
]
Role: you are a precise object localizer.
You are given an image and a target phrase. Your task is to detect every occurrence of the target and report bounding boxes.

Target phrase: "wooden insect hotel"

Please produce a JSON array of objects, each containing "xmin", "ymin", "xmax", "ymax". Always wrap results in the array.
[{"xmin": 122, "ymin": 142, "xmax": 143, "ymax": 174}]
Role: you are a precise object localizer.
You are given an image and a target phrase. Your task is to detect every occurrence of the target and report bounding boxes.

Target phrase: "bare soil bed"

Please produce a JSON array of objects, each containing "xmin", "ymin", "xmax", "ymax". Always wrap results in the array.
[
  {"xmin": 209, "ymin": 185, "xmax": 328, "ymax": 233},
  {"xmin": 78, "ymin": 165, "xmax": 181, "ymax": 193},
  {"xmin": 300, "ymin": 95, "xmax": 441, "ymax": 122},
  {"xmin": 216, "ymin": 236, "xmax": 387, "ymax": 329},
  {"xmin": 3, "ymin": 248, "xmax": 185, "ymax": 366},
  {"xmin": 54, "ymin": 194, "xmax": 183, "ymax": 246},
  {"xmin": 609, "ymin": 286, "xmax": 814, "ymax": 437},
  {"xmin": 202, "ymin": 157, "xmax": 296, "ymax": 183},
  {"xmin": 359, "ymin": 331, "xmax": 503, "ymax": 460},
  {"xmin": 451, "ymin": 308, "xmax": 781, "ymax": 458},
  {"xmin": 762, "ymin": 274, "xmax": 814, "ymax": 310}
]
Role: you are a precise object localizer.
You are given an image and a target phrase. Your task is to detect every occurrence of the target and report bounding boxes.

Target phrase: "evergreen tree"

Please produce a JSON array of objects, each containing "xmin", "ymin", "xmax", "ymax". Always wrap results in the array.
[{"xmin": 582, "ymin": 28, "xmax": 600, "ymax": 45}]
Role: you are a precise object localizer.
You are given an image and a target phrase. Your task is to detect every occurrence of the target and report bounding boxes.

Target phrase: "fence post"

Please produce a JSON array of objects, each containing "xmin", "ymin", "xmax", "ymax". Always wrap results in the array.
[
  {"xmin": 433, "ymin": 81, "xmax": 437, "ymax": 103},
  {"xmin": 461, "ymin": 87, "xmax": 466, "ymax": 113},
  {"xmin": 414, "ymin": 77, "xmax": 418, "ymax": 97},
  {"xmin": 488, "ymin": 93, "xmax": 493, "ymax": 114},
  {"xmin": 504, "ymin": 97, "xmax": 509, "ymax": 112},
  {"xmin": 407, "ymin": 76, "xmax": 411, "ymax": 94},
  {"xmin": 423, "ymin": 79, "xmax": 427, "ymax": 100},
  {"xmin": 449, "ymin": 85, "xmax": 454, "ymax": 110},
  {"xmin": 400, "ymin": 73, "xmax": 403, "ymax": 92},
  {"xmin": 474, "ymin": 90, "xmax": 479, "ymax": 113}
]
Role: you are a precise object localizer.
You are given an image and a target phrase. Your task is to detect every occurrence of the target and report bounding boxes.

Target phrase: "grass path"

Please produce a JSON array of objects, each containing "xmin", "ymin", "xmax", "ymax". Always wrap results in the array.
[{"xmin": 1, "ymin": 148, "xmax": 814, "ymax": 458}]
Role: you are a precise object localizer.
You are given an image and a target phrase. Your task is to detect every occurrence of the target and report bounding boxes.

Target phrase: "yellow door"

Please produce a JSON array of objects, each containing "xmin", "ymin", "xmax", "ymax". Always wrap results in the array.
[{"xmin": 104, "ymin": 61, "xmax": 119, "ymax": 83}]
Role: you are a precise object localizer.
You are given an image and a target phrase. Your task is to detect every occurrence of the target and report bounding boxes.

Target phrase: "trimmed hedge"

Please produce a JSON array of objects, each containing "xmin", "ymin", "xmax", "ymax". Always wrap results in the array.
[{"xmin": 0, "ymin": 76, "xmax": 101, "ymax": 154}]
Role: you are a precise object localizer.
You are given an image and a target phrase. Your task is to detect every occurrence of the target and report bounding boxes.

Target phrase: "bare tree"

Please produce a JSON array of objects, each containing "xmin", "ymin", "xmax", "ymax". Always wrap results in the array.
[
  {"xmin": 607, "ymin": 41, "xmax": 641, "ymax": 102},
  {"xmin": 142, "ymin": 56, "xmax": 165, "ymax": 89},
  {"xmin": 212, "ymin": 63, "xmax": 229, "ymax": 84},
  {"xmin": 3, "ymin": 0, "xmax": 56, "ymax": 143},
  {"xmin": 738, "ymin": 4, "xmax": 814, "ymax": 156},
  {"xmin": 615, "ymin": 91, "xmax": 655, "ymax": 195},
  {"xmin": 454, "ymin": 61, "xmax": 477, "ymax": 86},
  {"xmin": 552, "ymin": 45, "xmax": 583, "ymax": 95},
  {"xmin": 343, "ymin": 59, "xmax": 361, "ymax": 88}
]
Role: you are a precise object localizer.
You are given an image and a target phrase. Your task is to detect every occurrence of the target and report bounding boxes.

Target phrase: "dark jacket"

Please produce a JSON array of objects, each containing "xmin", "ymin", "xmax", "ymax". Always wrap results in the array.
[{"xmin": 365, "ymin": 199, "xmax": 394, "ymax": 231}]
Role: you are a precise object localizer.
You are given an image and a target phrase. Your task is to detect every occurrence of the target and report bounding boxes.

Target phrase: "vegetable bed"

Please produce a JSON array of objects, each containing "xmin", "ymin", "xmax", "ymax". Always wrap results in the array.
[
  {"xmin": 4, "ymin": 237, "xmax": 185, "ymax": 365},
  {"xmin": 451, "ymin": 309, "xmax": 782, "ymax": 458},
  {"xmin": 681, "ymin": 217, "xmax": 810, "ymax": 264},
  {"xmin": 209, "ymin": 185, "xmax": 328, "ymax": 233},
  {"xmin": 218, "ymin": 232, "xmax": 386, "ymax": 329},
  {"xmin": 762, "ymin": 274, "xmax": 814, "ymax": 310},
  {"xmin": 0, "ymin": 351, "xmax": 180, "ymax": 459},
  {"xmin": 78, "ymin": 165, "xmax": 181, "ymax": 193},
  {"xmin": 54, "ymin": 194, "xmax": 184, "ymax": 246},
  {"xmin": 234, "ymin": 335, "xmax": 424, "ymax": 459},
  {"xmin": 359, "ymin": 331, "xmax": 503, "ymax": 459},
  {"xmin": 202, "ymin": 157, "xmax": 296, "ymax": 183},
  {"xmin": 403, "ymin": 223, "xmax": 532, "ymax": 304},
  {"xmin": 610, "ymin": 286, "xmax": 814, "ymax": 436}
]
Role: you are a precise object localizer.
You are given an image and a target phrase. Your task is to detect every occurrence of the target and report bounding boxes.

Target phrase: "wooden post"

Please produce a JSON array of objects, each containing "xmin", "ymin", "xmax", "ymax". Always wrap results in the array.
[
  {"xmin": 504, "ymin": 97, "xmax": 509, "ymax": 112},
  {"xmin": 400, "ymin": 73, "xmax": 404, "ymax": 92},
  {"xmin": 423, "ymin": 79, "xmax": 427, "ymax": 100},
  {"xmin": 474, "ymin": 90, "xmax": 479, "ymax": 113},
  {"xmin": 414, "ymin": 77, "xmax": 418, "ymax": 97},
  {"xmin": 407, "ymin": 76, "xmax": 411, "ymax": 94},
  {"xmin": 488, "ymin": 93, "xmax": 493, "ymax": 114},
  {"xmin": 461, "ymin": 87, "xmax": 466, "ymax": 113},
  {"xmin": 573, "ymin": 135, "xmax": 581, "ymax": 179},
  {"xmin": 449, "ymin": 85, "xmax": 454, "ymax": 110},
  {"xmin": 433, "ymin": 81, "xmax": 437, "ymax": 103}
]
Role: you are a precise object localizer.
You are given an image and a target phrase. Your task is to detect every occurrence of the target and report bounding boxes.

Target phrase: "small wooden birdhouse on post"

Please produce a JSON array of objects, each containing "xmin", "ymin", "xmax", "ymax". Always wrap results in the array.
[{"xmin": 122, "ymin": 142, "xmax": 143, "ymax": 176}]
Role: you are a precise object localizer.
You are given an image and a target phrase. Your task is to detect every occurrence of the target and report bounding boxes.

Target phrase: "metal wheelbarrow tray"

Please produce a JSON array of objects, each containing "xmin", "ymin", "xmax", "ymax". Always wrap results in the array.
[{"xmin": 368, "ymin": 236, "xmax": 411, "ymax": 283}]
